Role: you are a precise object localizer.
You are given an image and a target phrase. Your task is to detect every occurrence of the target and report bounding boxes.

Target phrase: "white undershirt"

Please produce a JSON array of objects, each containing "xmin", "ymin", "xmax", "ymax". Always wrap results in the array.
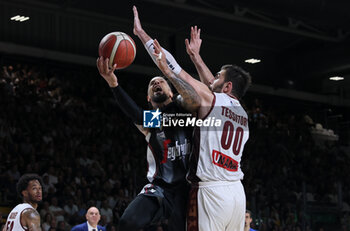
[{"xmin": 87, "ymin": 221, "xmax": 98, "ymax": 231}]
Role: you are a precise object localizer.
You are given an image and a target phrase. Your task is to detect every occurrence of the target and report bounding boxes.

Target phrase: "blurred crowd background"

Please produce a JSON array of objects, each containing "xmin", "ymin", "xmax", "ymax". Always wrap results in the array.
[{"xmin": 0, "ymin": 59, "xmax": 349, "ymax": 231}]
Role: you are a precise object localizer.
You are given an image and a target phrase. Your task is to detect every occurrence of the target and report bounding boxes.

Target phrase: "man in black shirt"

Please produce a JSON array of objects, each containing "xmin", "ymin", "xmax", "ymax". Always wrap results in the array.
[{"xmin": 97, "ymin": 46, "xmax": 200, "ymax": 230}]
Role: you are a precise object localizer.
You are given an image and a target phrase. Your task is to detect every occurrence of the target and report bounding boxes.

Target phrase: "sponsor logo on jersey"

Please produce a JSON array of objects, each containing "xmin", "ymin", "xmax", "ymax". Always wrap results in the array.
[
  {"xmin": 161, "ymin": 139, "xmax": 191, "ymax": 163},
  {"xmin": 212, "ymin": 150, "xmax": 238, "ymax": 172}
]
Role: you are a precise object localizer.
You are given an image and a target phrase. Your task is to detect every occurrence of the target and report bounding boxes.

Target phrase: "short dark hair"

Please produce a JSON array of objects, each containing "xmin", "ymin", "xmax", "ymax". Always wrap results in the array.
[
  {"xmin": 221, "ymin": 64, "xmax": 251, "ymax": 99},
  {"xmin": 246, "ymin": 209, "xmax": 253, "ymax": 218},
  {"xmin": 147, "ymin": 76, "xmax": 175, "ymax": 109},
  {"xmin": 16, "ymin": 173, "xmax": 43, "ymax": 198}
]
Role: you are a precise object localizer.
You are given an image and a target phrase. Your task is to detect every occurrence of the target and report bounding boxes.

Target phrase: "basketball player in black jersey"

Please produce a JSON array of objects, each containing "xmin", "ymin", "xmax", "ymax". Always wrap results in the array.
[{"xmin": 97, "ymin": 51, "xmax": 200, "ymax": 230}]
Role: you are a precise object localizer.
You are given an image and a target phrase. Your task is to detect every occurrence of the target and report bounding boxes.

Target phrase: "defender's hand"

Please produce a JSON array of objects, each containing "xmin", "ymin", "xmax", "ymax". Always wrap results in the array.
[
  {"xmin": 153, "ymin": 39, "xmax": 170, "ymax": 74},
  {"xmin": 133, "ymin": 6, "xmax": 143, "ymax": 37},
  {"xmin": 185, "ymin": 26, "xmax": 202, "ymax": 58},
  {"xmin": 153, "ymin": 39, "xmax": 172, "ymax": 76}
]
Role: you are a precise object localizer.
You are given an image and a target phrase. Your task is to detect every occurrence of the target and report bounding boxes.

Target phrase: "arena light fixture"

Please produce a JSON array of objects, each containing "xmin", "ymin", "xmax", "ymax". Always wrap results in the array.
[
  {"xmin": 245, "ymin": 58, "xmax": 261, "ymax": 64},
  {"xmin": 329, "ymin": 76, "xmax": 344, "ymax": 81},
  {"xmin": 10, "ymin": 15, "xmax": 30, "ymax": 22}
]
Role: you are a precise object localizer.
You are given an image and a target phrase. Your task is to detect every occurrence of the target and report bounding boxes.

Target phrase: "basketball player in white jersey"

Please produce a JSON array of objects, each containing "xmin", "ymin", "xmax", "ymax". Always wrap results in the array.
[
  {"xmin": 3, "ymin": 174, "xmax": 43, "ymax": 231},
  {"xmin": 133, "ymin": 7, "xmax": 251, "ymax": 230}
]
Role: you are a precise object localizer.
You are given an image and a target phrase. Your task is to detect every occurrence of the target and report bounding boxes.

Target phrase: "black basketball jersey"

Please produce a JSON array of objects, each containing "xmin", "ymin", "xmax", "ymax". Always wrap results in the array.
[{"xmin": 145, "ymin": 102, "xmax": 193, "ymax": 187}]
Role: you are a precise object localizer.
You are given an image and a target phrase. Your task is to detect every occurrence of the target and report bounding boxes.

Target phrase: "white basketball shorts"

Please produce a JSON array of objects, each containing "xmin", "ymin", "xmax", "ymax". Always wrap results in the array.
[{"xmin": 187, "ymin": 180, "xmax": 246, "ymax": 231}]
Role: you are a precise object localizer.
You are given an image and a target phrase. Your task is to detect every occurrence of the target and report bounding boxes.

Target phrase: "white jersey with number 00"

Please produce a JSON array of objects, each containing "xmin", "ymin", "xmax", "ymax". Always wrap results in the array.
[
  {"xmin": 4, "ymin": 203, "xmax": 35, "ymax": 231},
  {"xmin": 189, "ymin": 92, "xmax": 249, "ymax": 182}
]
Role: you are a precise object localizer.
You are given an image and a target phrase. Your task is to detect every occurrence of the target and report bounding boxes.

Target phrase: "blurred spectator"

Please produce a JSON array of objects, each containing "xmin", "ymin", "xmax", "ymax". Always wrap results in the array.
[
  {"xmin": 71, "ymin": 207, "xmax": 106, "ymax": 231},
  {"xmin": 56, "ymin": 221, "xmax": 68, "ymax": 231},
  {"xmin": 64, "ymin": 198, "xmax": 79, "ymax": 224},
  {"xmin": 100, "ymin": 200, "xmax": 113, "ymax": 224},
  {"xmin": 42, "ymin": 174, "xmax": 57, "ymax": 194},
  {"xmin": 245, "ymin": 210, "xmax": 258, "ymax": 231},
  {"xmin": 6, "ymin": 164, "xmax": 20, "ymax": 181},
  {"xmin": 42, "ymin": 213, "xmax": 54, "ymax": 231},
  {"xmin": 105, "ymin": 223, "xmax": 117, "ymax": 231},
  {"xmin": 49, "ymin": 197, "xmax": 65, "ymax": 222}
]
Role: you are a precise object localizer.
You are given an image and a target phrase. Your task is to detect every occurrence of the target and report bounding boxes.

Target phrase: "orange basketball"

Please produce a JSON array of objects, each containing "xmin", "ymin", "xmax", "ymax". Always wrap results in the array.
[{"xmin": 98, "ymin": 32, "xmax": 136, "ymax": 70}]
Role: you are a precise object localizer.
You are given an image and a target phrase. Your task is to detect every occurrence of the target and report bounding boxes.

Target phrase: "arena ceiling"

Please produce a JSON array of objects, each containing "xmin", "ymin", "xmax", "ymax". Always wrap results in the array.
[{"xmin": 1, "ymin": 0, "xmax": 350, "ymax": 104}]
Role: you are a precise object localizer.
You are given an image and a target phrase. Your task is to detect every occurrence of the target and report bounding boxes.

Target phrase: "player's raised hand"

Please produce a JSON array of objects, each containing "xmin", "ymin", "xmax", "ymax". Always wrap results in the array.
[
  {"xmin": 185, "ymin": 26, "xmax": 202, "ymax": 58},
  {"xmin": 96, "ymin": 56, "xmax": 118, "ymax": 87},
  {"xmin": 133, "ymin": 6, "xmax": 143, "ymax": 37},
  {"xmin": 153, "ymin": 39, "xmax": 172, "ymax": 76}
]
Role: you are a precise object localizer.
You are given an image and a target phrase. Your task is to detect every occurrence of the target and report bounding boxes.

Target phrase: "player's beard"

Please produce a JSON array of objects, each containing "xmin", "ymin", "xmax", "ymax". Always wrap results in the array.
[
  {"xmin": 28, "ymin": 193, "xmax": 42, "ymax": 205},
  {"xmin": 211, "ymin": 82, "xmax": 225, "ymax": 93},
  {"xmin": 151, "ymin": 93, "xmax": 168, "ymax": 103}
]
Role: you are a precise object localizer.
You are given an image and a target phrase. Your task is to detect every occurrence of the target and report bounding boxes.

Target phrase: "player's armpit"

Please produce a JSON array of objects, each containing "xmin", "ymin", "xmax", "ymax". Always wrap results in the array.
[
  {"xmin": 135, "ymin": 124, "xmax": 149, "ymax": 137},
  {"xmin": 175, "ymin": 95, "xmax": 198, "ymax": 116},
  {"xmin": 178, "ymin": 69, "xmax": 214, "ymax": 108},
  {"xmin": 21, "ymin": 209, "xmax": 42, "ymax": 231}
]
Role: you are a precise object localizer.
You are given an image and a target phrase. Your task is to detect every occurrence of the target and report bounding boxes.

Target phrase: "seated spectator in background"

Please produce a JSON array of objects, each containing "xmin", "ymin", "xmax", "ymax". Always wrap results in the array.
[
  {"xmin": 105, "ymin": 223, "xmax": 117, "ymax": 231},
  {"xmin": 99, "ymin": 215, "xmax": 108, "ymax": 228},
  {"xmin": 245, "ymin": 210, "xmax": 258, "ymax": 231},
  {"xmin": 49, "ymin": 196, "xmax": 65, "ymax": 222},
  {"xmin": 6, "ymin": 164, "xmax": 20, "ymax": 181},
  {"xmin": 71, "ymin": 206, "xmax": 106, "ymax": 231},
  {"xmin": 76, "ymin": 199, "xmax": 87, "ymax": 219},
  {"xmin": 45, "ymin": 166, "xmax": 58, "ymax": 185},
  {"xmin": 56, "ymin": 220, "xmax": 68, "ymax": 231},
  {"xmin": 40, "ymin": 201, "xmax": 52, "ymax": 218},
  {"xmin": 64, "ymin": 197, "xmax": 79, "ymax": 224},
  {"xmin": 79, "ymin": 152, "xmax": 93, "ymax": 167},
  {"xmin": 100, "ymin": 200, "xmax": 113, "ymax": 224},
  {"xmin": 42, "ymin": 174, "xmax": 56, "ymax": 194},
  {"xmin": 42, "ymin": 213, "xmax": 54, "ymax": 231},
  {"xmin": 49, "ymin": 216, "xmax": 57, "ymax": 231}
]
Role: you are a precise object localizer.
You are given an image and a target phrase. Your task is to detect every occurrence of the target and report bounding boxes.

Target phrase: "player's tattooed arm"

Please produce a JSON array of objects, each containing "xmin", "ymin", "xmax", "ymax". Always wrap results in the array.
[
  {"xmin": 160, "ymin": 66, "xmax": 201, "ymax": 112},
  {"xmin": 153, "ymin": 40, "xmax": 200, "ymax": 113},
  {"xmin": 21, "ymin": 209, "xmax": 42, "ymax": 231},
  {"xmin": 169, "ymin": 75, "xmax": 200, "ymax": 113}
]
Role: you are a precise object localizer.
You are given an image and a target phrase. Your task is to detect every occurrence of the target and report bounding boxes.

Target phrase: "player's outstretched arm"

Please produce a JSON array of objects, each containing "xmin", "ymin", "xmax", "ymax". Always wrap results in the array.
[
  {"xmin": 152, "ymin": 40, "xmax": 200, "ymax": 113},
  {"xmin": 133, "ymin": 6, "xmax": 213, "ymax": 116},
  {"xmin": 153, "ymin": 40, "xmax": 215, "ymax": 116},
  {"xmin": 133, "ymin": 6, "xmax": 211, "ymax": 94},
  {"xmin": 21, "ymin": 209, "xmax": 42, "ymax": 231},
  {"xmin": 133, "ymin": 5, "xmax": 152, "ymax": 45},
  {"xmin": 97, "ymin": 57, "xmax": 148, "ymax": 136},
  {"xmin": 185, "ymin": 26, "xmax": 215, "ymax": 86},
  {"xmin": 133, "ymin": 6, "xmax": 182, "ymax": 75}
]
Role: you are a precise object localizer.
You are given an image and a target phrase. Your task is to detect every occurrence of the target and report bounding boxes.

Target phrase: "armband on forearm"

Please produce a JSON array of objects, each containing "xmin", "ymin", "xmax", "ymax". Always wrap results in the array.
[{"xmin": 144, "ymin": 39, "xmax": 182, "ymax": 75}]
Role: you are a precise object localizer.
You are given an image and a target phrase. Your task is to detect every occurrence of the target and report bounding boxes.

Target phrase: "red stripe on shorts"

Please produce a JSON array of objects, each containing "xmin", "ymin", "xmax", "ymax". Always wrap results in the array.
[{"xmin": 187, "ymin": 186, "xmax": 199, "ymax": 231}]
